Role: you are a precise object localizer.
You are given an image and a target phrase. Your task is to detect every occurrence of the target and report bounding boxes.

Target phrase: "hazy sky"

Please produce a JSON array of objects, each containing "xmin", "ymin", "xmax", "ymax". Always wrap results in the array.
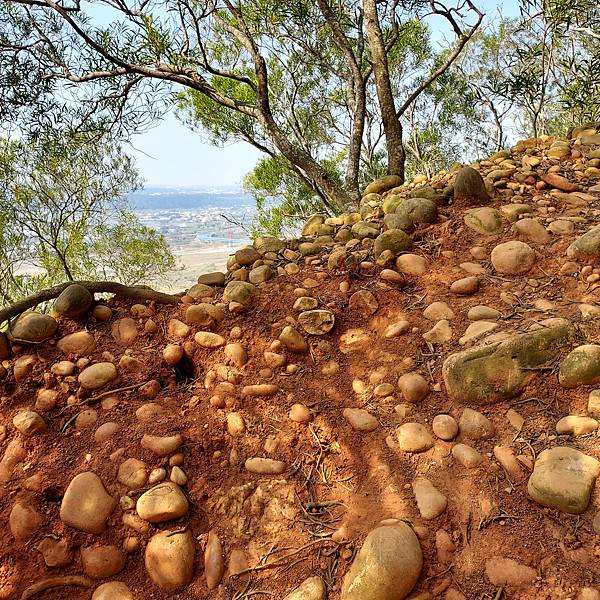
[{"xmin": 129, "ymin": 1, "xmax": 518, "ymax": 188}]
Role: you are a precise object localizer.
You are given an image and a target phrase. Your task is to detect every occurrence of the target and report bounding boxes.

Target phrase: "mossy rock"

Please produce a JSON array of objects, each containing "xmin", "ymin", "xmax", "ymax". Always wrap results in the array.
[
  {"xmin": 409, "ymin": 185, "xmax": 451, "ymax": 206},
  {"xmin": 393, "ymin": 197, "xmax": 438, "ymax": 230},
  {"xmin": 374, "ymin": 229, "xmax": 413, "ymax": 258},
  {"xmin": 363, "ymin": 175, "xmax": 403, "ymax": 196},
  {"xmin": 454, "ymin": 166, "xmax": 489, "ymax": 203},
  {"xmin": 464, "ymin": 207, "xmax": 504, "ymax": 235},
  {"xmin": 443, "ymin": 323, "xmax": 572, "ymax": 404},
  {"xmin": 559, "ymin": 345, "xmax": 600, "ymax": 388},
  {"xmin": 302, "ymin": 214, "xmax": 326, "ymax": 236},
  {"xmin": 254, "ymin": 236, "xmax": 286, "ymax": 254},
  {"xmin": 382, "ymin": 194, "xmax": 404, "ymax": 214},
  {"xmin": 567, "ymin": 225, "xmax": 600, "ymax": 260}
]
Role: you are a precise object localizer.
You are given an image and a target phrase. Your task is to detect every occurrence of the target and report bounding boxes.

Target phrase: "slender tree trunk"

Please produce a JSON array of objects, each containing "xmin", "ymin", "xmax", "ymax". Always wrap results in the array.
[
  {"xmin": 315, "ymin": 0, "xmax": 366, "ymax": 202},
  {"xmin": 363, "ymin": 0, "xmax": 405, "ymax": 181}
]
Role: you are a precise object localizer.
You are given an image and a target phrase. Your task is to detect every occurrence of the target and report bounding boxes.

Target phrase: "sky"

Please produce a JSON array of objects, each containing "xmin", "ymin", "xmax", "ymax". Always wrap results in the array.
[{"xmin": 128, "ymin": 1, "xmax": 520, "ymax": 189}]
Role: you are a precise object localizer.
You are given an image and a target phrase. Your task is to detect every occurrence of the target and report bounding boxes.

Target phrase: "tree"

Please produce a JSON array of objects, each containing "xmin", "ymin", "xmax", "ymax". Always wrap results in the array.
[
  {"xmin": 0, "ymin": 134, "xmax": 175, "ymax": 303},
  {"xmin": 0, "ymin": 0, "xmax": 483, "ymax": 217}
]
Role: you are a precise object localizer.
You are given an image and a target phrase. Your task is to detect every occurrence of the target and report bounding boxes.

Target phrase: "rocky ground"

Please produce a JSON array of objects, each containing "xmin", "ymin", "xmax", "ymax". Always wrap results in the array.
[{"xmin": 2, "ymin": 124, "xmax": 600, "ymax": 600}]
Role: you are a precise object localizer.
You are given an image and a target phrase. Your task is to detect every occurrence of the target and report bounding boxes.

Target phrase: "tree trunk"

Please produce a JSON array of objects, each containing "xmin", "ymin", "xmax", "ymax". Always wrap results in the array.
[{"xmin": 363, "ymin": 0, "xmax": 405, "ymax": 181}]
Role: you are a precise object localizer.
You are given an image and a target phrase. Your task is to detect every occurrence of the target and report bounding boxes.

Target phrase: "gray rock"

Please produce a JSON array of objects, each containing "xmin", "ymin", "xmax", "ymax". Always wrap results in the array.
[
  {"xmin": 393, "ymin": 197, "xmax": 438, "ymax": 230},
  {"xmin": 9, "ymin": 312, "xmax": 58, "ymax": 343},
  {"xmin": 341, "ymin": 524, "xmax": 422, "ymax": 600},
  {"xmin": 567, "ymin": 224, "xmax": 600, "ymax": 260},
  {"xmin": 223, "ymin": 281, "xmax": 257, "ymax": 305},
  {"xmin": 54, "ymin": 284, "xmax": 93, "ymax": 318},
  {"xmin": 464, "ymin": 208, "xmax": 503, "ymax": 235},
  {"xmin": 454, "ymin": 166, "xmax": 489, "ymax": 203}
]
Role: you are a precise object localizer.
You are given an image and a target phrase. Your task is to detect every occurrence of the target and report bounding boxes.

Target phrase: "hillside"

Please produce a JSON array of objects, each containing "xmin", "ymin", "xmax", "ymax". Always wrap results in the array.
[{"xmin": 2, "ymin": 123, "xmax": 600, "ymax": 600}]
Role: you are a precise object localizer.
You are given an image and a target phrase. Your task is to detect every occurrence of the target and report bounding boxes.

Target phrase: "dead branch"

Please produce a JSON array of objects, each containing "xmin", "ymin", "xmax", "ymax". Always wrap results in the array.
[{"xmin": 0, "ymin": 280, "xmax": 180, "ymax": 325}]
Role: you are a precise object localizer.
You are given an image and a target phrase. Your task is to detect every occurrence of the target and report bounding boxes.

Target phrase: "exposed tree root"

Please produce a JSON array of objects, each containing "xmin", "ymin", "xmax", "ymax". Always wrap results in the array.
[
  {"xmin": 21, "ymin": 575, "xmax": 94, "ymax": 599},
  {"xmin": 0, "ymin": 280, "xmax": 180, "ymax": 325}
]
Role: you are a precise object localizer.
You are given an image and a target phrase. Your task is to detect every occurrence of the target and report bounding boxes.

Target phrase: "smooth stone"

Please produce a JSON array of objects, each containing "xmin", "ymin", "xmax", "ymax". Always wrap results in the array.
[
  {"xmin": 145, "ymin": 529, "xmax": 195, "ymax": 592},
  {"xmin": 205, "ymin": 530, "xmax": 225, "ymax": 590},
  {"xmin": 374, "ymin": 229, "xmax": 413, "ymax": 257},
  {"xmin": 432, "ymin": 415, "xmax": 458, "ymax": 440},
  {"xmin": 9, "ymin": 502, "xmax": 42, "ymax": 543},
  {"xmin": 384, "ymin": 320, "xmax": 410, "ymax": 338},
  {"xmin": 579, "ymin": 304, "xmax": 600, "ymax": 320},
  {"xmin": 464, "ymin": 207, "xmax": 503, "ymax": 235},
  {"xmin": 194, "ymin": 332, "xmax": 226, "ymax": 348},
  {"xmin": 396, "ymin": 254, "xmax": 428, "ymax": 275},
  {"xmin": 224, "ymin": 343, "xmax": 248, "ymax": 367},
  {"xmin": 397, "ymin": 423, "xmax": 434, "ymax": 453},
  {"xmin": 94, "ymin": 422, "xmax": 120, "ymax": 443},
  {"xmin": 452, "ymin": 444, "xmax": 482, "ymax": 468},
  {"xmin": 54, "ymin": 284, "xmax": 93, "ymax": 317},
  {"xmin": 423, "ymin": 320, "xmax": 452, "ymax": 343},
  {"xmin": 293, "ymin": 297, "xmax": 318, "ymax": 311},
  {"xmin": 588, "ymin": 390, "xmax": 600, "ymax": 417},
  {"xmin": 459, "ymin": 408, "xmax": 495, "ymax": 440},
  {"xmin": 81, "ymin": 545, "xmax": 125, "ymax": 579},
  {"xmin": 289, "ymin": 404, "xmax": 312, "ymax": 423},
  {"xmin": 397, "ymin": 372, "xmax": 429, "ymax": 402},
  {"xmin": 284, "ymin": 576, "xmax": 327, "ymax": 600},
  {"xmin": 137, "ymin": 482, "xmax": 188, "ymax": 523},
  {"xmin": 343, "ymin": 408, "xmax": 379, "ymax": 431},
  {"xmin": 493, "ymin": 445, "xmax": 525, "ymax": 481},
  {"xmin": 528, "ymin": 446, "xmax": 600, "ymax": 514},
  {"xmin": 197, "ymin": 271, "xmax": 225, "ymax": 286},
  {"xmin": 459, "ymin": 321, "xmax": 498, "ymax": 346},
  {"xmin": 412, "ymin": 477, "xmax": 447, "ymax": 519},
  {"xmin": 567, "ymin": 225, "xmax": 600, "ymax": 260},
  {"xmin": 9, "ymin": 312, "xmax": 57, "ymax": 343},
  {"xmin": 548, "ymin": 220, "xmax": 574, "ymax": 235},
  {"xmin": 57, "ymin": 331, "xmax": 96, "ymax": 355},
  {"xmin": 364, "ymin": 175, "xmax": 403, "ymax": 196},
  {"xmin": 111, "ymin": 318, "xmax": 138, "ymax": 345},
  {"xmin": 341, "ymin": 524, "xmax": 422, "ymax": 600},
  {"xmin": 92, "ymin": 582, "xmax": 134, "ymax": 600},
  {"xmin": 223, "ymin": 281, "xmax": 257, "ymax": 304},
  {"xmin": 454, "ymin": 166, "xmax": 488, "ymax": 202},
  {"xmin": 556, "ymin": 415, "xmax": 599, "ymax": 436},
  {"xmin": 280, "ymin": 326, "xmax": 308, "ymax": 352},
  {"xmin": 443, "ymin": 323, "xmax": 571, "ymax": 404},
  {"xmin": 559, "ymin": 345, "xmax": 600, "ymax": 387},
  {"xmin": 485, "ymin": 557, "xmax": 537, "ymax": 587},
  {"xmin": 513, "ymin": 218, "xmax": 551, "ymax": 244},
  {"xmin": 450, "ymin": 276, "xmax": 479, "ymax": 295},
  {"xmin": 423, "ymin": 302, "xmax": 454, "ymax": 321},
  {"xmin": 491, "ymin": 241, "xmax": 535, "ymax": 275},
  {"xmin": 141, "ymin": 434, "xmax": 183, "ymax": 456},
  {"xmin": 467, "ymin": 305, "xmax": 501, "ymax": 321},
  {"xmin": 79, "ymin": 362, "xmax": 118, "ymax": 390},
  {"xmin": 245, "ymin": 457, "xmax": 286, "ymax": 474},
  {"xmin": 13, "ymin": 411, "xmax": 46, "ymax": 436},
  {"xmin": 60, "ymin": 472, "xmax": 116, "ymax": 533}
]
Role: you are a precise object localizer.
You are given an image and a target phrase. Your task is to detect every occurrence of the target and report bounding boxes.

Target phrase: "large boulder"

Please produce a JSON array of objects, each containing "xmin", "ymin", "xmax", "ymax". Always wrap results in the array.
[
  {"xmin": 9, "ymin": 312, "xmax": 58, "ymax": 343},
  {"xmin": 409, "ymin": 185, "xmax": 451, "ymax": 206},
  {"xmin": 454, "ymin": 166, "xmax": 489, "ymax": 203},
  {"xmin": 341, "ymin": 524, "xmax": 422, "ymax": 600},
  {"xmin": 528, "ymin": 447, "xmax": 600, "ymax": 514},
  {"xmin": 363, "ymin": 175, "xmax": 403, "ymax": 196},
  {"xmin": 443, "ymin": 323, "xmax": 572, "ymax": 404},
  {"xmin": 53, "ymin": 284, "xmax": 93, "ymax": 318}
]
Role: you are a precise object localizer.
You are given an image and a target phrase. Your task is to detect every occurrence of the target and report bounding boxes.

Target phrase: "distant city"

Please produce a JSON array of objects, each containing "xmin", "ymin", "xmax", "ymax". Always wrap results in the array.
[{"xmin": 129, "ymin": 186, "xmax": 256, "ymax": 252}]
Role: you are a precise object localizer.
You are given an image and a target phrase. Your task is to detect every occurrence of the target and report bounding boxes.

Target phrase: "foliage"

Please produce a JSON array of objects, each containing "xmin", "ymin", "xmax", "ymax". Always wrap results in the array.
[{"xmin": 0, "ymin": 135, "xmax": 175, "ymax": 304}]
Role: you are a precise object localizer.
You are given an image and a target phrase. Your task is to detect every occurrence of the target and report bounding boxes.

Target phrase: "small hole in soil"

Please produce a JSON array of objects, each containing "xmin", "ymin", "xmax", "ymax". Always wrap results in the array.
[{"xmin": 174, "ymin": 355, "xmax": 196, "ymax": 383}]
